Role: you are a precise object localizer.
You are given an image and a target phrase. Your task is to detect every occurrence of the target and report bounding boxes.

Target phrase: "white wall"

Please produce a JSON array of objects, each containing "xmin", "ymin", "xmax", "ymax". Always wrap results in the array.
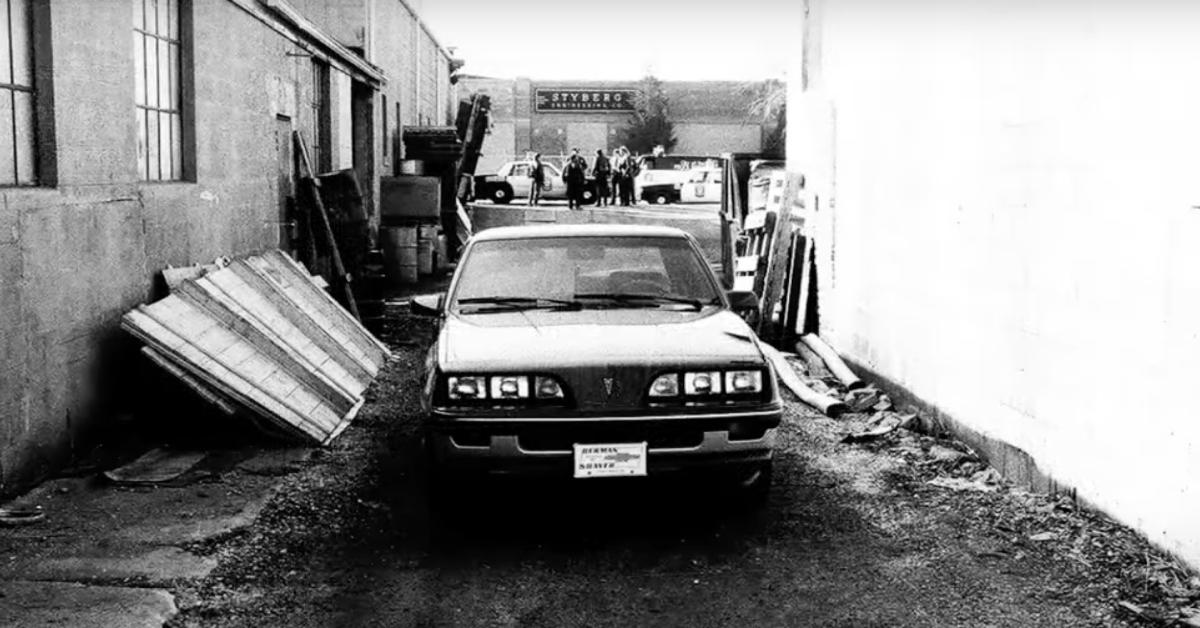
[{"xmin": 791, "ymin": 0, "xmax": 1200, "ymax": 568}]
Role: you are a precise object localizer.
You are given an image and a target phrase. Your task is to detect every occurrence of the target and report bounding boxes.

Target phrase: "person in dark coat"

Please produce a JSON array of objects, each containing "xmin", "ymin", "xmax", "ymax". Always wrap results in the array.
[
  {"xmin": 592, "ymin": 149, "xmax": 611, "ymax": 207},
  {"xmin": 609, "ymin": 149, "xmax": 622, "ymax": 206},
  {"xmin": 563, "ymin": 148, "xmax": 588, "ymax": 209},
  {"xmin": 528, "ymin": 153, "xmax": 545, "ymax": 206}
]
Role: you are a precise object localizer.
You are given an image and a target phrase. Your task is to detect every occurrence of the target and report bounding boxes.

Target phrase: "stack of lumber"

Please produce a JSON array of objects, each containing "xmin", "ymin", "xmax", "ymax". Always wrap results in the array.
[{"xmin": 122, "ymin": 250, "xmax": 392, "ymax": 445}]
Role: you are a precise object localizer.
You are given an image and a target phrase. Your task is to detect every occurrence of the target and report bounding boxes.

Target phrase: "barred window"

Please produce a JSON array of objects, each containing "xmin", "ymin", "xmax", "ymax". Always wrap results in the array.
[
  {"xmin": 0, "ymin": 0, "xmax": 37, "ymax": 186},
  {"xmin": 134, "ymin": 0, "xmax": 181, "ymax": 181}
]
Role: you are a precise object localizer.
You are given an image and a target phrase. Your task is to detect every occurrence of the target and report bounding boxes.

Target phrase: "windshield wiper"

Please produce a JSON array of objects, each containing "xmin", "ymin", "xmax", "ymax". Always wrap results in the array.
[
  {"xmin": 456, "ymin": 296, "xmax": 583, "ymax": 312},
  {"xmin": 573, "ymin": 292, "xmax": 716, "ymax": 310}
]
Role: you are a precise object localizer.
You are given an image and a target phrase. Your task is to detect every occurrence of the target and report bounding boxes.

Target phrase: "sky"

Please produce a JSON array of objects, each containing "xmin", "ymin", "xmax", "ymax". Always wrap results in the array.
[{"xmin": 415, "ymin": 0, "xmax": 799, "ymax": 82}]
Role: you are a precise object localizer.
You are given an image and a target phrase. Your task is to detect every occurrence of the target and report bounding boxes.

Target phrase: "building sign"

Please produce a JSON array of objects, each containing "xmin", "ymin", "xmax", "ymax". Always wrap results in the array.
[{"xmin": 535, "ymin": 88, "xmax": 639, "ymax": 113}]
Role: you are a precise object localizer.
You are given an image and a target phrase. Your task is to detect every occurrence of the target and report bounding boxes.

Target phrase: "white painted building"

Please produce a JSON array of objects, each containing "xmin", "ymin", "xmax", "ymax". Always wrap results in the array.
[{"xmin": 790, "ymin": 0, "xmax": 1200, "ymax": 568}]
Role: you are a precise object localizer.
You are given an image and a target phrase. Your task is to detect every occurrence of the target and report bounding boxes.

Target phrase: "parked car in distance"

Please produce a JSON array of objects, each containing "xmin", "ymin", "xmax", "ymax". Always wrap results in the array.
[
  {"xmin": 640, "ymin": 182, "xmax": 681, "ymax": 205},
  {"xmin": 412, "ymin": 224, "xmax": 781, "ymax": 501},
  {"xmin": 678, "ymin": 168, "xmax": 723, "ymax": 204},
  {"xmin": 473, "ymin": 160, "xmax": 597, "ymax": 205},
  {"xmin": 639, "ymin": 168, "xmax": 723, "ymax": 205}
]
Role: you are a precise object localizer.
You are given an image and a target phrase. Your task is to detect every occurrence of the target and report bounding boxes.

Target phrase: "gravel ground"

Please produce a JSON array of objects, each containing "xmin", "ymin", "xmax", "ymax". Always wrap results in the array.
[{"xmin": 168, "ymin": 304, "xmax": 1199, "ymax": 627}]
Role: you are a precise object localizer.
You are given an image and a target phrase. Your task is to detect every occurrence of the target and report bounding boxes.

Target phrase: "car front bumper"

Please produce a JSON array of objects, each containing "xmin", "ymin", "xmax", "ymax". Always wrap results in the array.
[{"xmin": 426, "ymin": 407, "xmax": 781, "ymax": 477}]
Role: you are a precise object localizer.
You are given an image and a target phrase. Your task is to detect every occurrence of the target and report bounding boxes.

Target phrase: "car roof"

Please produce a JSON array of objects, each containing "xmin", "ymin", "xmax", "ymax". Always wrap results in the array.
[{"xmin": 471, "ymin": 224, "xmax": 692, "ymax": 242}]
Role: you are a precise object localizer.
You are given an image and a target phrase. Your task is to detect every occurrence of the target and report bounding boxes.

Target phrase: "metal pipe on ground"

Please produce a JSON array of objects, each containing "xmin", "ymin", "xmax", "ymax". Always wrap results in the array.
[
  {"xmin": 762, "ymin": 343, "xmax": 847, "ymax": 418},
  {"xmin": 800, "ymin": 334, "xmax": 865, "ymax": 391}
]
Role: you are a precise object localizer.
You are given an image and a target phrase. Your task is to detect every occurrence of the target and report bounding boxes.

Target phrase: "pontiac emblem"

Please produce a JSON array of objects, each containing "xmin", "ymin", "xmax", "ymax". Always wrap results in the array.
[{"xmin": 603, "ymin": 377, "xmax": 615, "ymax": 396}]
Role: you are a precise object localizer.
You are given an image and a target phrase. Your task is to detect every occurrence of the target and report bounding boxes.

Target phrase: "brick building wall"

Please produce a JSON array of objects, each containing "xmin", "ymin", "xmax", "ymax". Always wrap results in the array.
[{"xmin": 459, "ymin": 77, "xmax": 779, "ymax": 173}]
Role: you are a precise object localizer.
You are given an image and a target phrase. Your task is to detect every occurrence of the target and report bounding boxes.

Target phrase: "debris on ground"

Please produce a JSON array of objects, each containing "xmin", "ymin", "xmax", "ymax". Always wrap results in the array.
[
  {"xmin": 841, "ymin": 414, "xmax": 903, "ymax": 443},
  {"xmin": 799, "ymin": 334, "xmax": 864, "ymax": 390},
  {"xmin": 102, "ymin": 448, "xmax": 208, "ymax": 486},
  {"xmin": 844, "ymin": 386, "xmax": 881, "ymax": 413},
  {"xmin": 762, "ymin": 343, "xmax": 846, "ymax": 417},
  {"xmin": 0, "ymin": 505, "xmax": 45, "ymax": 526},
  {"xmin": 122, "ymin": 250, "xmax": 392, "ymax": 446},
  {"xmin": 792, "ymin": 342, "xmax": 832, "ymax": 379},
  {"xmin": 926, "ymin": 476, "xmax": 1000, "ymax": 493}
]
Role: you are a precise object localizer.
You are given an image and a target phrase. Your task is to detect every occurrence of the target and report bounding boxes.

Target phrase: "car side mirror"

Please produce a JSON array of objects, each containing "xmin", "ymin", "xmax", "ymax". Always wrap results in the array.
[
  {"xmin": 411, "ymin": 293, "xmax": 444, "ymax": 316},
  {"xmin": 726, "ymin": 290, "xmax": 759, "ymax": 312},
  {"xmin": 727, "ymin": 290, "xmax": 761, "ymax": 326}
]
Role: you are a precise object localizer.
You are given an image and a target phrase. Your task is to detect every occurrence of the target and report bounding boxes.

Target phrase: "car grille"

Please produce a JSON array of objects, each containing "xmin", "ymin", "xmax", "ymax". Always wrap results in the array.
[{"xmin": 518, "ymin": 427, "xmax": 705, "ymax": 452}]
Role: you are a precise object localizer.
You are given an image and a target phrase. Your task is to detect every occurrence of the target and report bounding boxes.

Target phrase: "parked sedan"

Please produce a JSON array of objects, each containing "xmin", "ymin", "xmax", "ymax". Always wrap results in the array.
[
  {"xmin": 412, "ymin": 224, "xmax": 782, "ymax": 500},
  {"xmin": 473, "ymin": 160, "xmax": 598, "ymax": 205}
]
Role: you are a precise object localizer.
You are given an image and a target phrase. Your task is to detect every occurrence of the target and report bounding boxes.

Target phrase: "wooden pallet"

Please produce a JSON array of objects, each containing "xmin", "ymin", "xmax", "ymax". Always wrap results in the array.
[{"xmin": 122, "ymin": 250, "xmax": 390, "ymax": 446}]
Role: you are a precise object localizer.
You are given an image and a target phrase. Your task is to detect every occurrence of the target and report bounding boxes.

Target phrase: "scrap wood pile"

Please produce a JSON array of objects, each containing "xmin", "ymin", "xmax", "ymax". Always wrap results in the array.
[
  {"xmin": 763, "ymin": 333, "xmax": 951, "ymax": 443},
  {"xmin": 122, "ymin": 250, "xmax": 392, "ymax": 446}
]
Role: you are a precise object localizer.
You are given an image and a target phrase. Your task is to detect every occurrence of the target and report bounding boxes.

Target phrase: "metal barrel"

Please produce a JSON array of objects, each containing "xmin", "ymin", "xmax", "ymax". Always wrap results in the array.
[
  {"xmin": 382, "ymin": 226, "xmax": 419, "ymax": 285},
  {"xmin": 417, "ymin": 225, "xmax": 437, "ymax": 276}
]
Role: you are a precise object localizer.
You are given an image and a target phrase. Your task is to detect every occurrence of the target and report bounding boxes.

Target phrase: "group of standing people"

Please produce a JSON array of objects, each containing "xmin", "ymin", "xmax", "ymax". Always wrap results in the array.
[
  {"xmin": 525, "ymin": 146, "xmax": 642, "ymax": 209},
  {"xmin": 591, "ymin": 146, "xmax": 638, "ymax": 207}
]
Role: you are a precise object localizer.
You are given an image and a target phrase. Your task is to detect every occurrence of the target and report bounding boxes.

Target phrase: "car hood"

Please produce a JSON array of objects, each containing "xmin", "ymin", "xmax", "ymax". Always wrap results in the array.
[{"xmin": 438, "ymin": 308, "xmax": 764, "ymax": 371}]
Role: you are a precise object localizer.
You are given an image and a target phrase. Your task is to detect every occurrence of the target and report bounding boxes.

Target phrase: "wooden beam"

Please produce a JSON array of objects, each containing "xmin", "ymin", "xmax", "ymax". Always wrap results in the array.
[{"xmin": 756, "ymin": 172, "xmax": 804, "ymax": 339}]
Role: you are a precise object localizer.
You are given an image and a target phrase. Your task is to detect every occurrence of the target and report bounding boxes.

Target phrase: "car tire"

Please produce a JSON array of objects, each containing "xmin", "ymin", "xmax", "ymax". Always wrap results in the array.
[
  {"xmin": 491, "ymin": 186, "xmax": 512, "ymax": 205},
  {"xmin": 653, "ymin": 193, "xmax": 670, "ymax": 205},
  {"xmin": 582, "ymin": 189, "xmax": 595, "ymax": 204}
]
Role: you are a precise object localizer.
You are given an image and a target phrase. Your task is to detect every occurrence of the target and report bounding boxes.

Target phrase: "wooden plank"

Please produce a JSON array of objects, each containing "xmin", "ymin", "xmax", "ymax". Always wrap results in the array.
[
  {"xmin": 202, "ymin": 266, "xmax": 364, "ymax": 398},
  {"xmin": 134, "ymin": 300, "xmax": 342, "ymax": 437},
  {"xmin": 743, "ymin": 210, "xmax": 768, "ymax": 231},
  {"xmin": 141, "ymin": 347, "xmax": 238, "ymax": 417},
  {"xmin": 175, "ymin": 280, "xmax": 356, "ymax": 414},
  {"xmin": 294, "ymin": 129, "xmax": 361, "ymax": 322},
  {"xmin": 228, "ymin": 260, "xmax": 373, "ymax": 387},
  {"xmin": 781, "ymin": 231, "xmax": 807, "ymax": 339},
  {"xmin": 270, "ymin": 250, "xmax": 390, "ymax": 357},
  {"xmin": 734, "ymin": 255, "xmax": 760, "ymax": 273},
  {"xmin": 757, "ymin": 173, "xmax": 805, "ymax": 338},
  {"xmin": 123, "ymin": 308, "xmax": 324, "ymax": 442},
  {"xmin": 254, "ymin": 251, "xmax": 389, "ymax": 365},
  {"xmin": 259, "ymin": 251, "xmax": 386, "ymax": 358}
]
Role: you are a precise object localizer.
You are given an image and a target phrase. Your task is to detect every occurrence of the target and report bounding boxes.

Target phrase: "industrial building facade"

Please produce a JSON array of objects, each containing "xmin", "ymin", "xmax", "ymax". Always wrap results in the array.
[
  {"xmin": 0, "ymin": 0, "xmax": 455, "ymax": 494},
  {"xmin": 458, "ymin": 76, "xmax": 779, "ymax": 173}
]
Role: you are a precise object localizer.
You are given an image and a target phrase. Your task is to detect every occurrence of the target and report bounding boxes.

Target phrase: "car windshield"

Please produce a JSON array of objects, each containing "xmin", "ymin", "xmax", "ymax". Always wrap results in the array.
[{"xmin": 450, "ymin": 236, "xmax": 721, "ymax": 312}]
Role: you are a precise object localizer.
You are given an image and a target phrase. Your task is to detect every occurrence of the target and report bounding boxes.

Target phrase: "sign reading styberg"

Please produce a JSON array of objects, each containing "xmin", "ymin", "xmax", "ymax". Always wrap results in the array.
[{"xmin": 535, "ymin": 88, "xmax": 639, "ymax": 113}]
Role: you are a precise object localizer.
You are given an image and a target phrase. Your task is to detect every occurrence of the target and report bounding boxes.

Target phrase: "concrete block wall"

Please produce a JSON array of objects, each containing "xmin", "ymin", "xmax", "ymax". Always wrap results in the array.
[
  {"xmin": 790, "ymin": 0, "xmax": 1200, "ymax": 568},
  {"xmin": 0, "ymin": 0, "xmax": 315, "ymax": 495}
]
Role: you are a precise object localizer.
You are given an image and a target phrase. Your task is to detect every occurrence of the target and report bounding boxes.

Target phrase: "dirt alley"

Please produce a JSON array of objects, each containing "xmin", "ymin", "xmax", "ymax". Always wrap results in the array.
[{"xmin": 169, "ymin": 304, "xmax": 1191, "ymax": 627}]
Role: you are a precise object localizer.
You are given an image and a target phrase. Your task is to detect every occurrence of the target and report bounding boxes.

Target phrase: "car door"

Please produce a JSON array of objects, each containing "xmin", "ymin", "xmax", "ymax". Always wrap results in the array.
[
  {"xmin": 680, "ymin": 171, "xmax": 709, "ymax": 203},
  {"xmin": 506, "ymin": 163, "xmax": 531, "ymax": 197},
  {"xmin": 541, "ymin": 164, "xmax": 563, "ymax": 198}
]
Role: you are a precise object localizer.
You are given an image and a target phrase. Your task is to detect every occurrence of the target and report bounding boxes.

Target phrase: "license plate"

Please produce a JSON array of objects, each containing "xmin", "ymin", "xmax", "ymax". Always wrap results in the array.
[{"xmin": 573, "ymin": 442, "xmax": 647, "ymax": 478}]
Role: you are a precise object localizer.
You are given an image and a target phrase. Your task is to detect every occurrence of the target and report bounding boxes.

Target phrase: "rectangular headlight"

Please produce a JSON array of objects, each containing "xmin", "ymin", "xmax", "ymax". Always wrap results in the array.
[
  {"xmin": 534, "ymin": 376, "xmax": 564, "ymax": 399},
  {"xmin": 648, "ymin": 373, "xmax": 679, "ymax": 397},
  {"xmin": 489, "ymin": 375, "xmax": 530, "ymax": 399},
  {"xmin": 724, "ymin": 370, "xmax": 763, "ymax": 394},
  {"xmin": 683, "ymin": 371, "xmax": 723, "ymax": 395},
  {"xmin": 448, "ymin": 376, "xmax": 487, "ymax": 399}
]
